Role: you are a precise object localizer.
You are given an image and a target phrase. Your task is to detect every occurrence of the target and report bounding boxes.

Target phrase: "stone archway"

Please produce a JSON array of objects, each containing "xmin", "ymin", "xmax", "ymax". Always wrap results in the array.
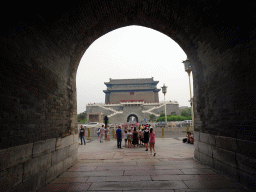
[
  {"xmin": 0, "ymin": 1, "xmax": 255, "ymax": 191},
  {"xmin": 127, "ymin": 114, "xmax": 139, "ymax": 123}
]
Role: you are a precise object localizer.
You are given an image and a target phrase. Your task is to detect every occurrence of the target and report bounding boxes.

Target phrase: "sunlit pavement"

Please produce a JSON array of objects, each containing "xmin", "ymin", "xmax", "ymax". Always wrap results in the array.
[{"xmin": 38, "ymin": 137, "xmax": 249, "ymax": 191}]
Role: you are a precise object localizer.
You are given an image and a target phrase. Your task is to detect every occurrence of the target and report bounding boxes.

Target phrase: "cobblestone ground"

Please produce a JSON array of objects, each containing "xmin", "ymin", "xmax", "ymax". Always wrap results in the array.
[{"xmin": 38, "ymin": 137, "xmax": 249, "ymax": 191}]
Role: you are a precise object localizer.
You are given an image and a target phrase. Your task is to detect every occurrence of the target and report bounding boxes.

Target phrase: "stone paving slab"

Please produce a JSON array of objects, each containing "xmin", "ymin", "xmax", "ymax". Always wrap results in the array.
[
  {"xmin": 67, "ymin": 166, "xmax": 97, "ymax": 172},
  {"xmin": 151, "ymin": 174, "xmax": 224, "ymax": 181},
  {"xmin": 180, "ymin": 168, "xmax": 217, "ymax": 174},
  {"xmin": 38, "ymin": 138, "xmax": 249, "ymax": 191},
  {"xmin": 38, "ymin": 182, "xmax": 92, "ymax": 192},
  {"xmin": 154, "ymin": 163, "xmax": 206, "ymax": 169},
  {"xmin": 173, "ymin": 189, "xmax": 246, "ymax": 192},
  {"xmin": 59, "ymin": 170, "xmax": 124, "ymax": 177},
  {"xmin": 50, "ymin": 177, "xmax": 89, "ymax": 183},
  {"xmin": 122, "ymin": 190, "xmax": 174, "ymax": 192},
  {"xmin": 124, "ymin": 169, "xmax": 183, "ymax": 176},
  {"xmin": 89, "ymin": 181, "xmax": 188, "ymax": 190},
  {"xmin": 87, "ymin": 175, "xmax": 152, "ymax": 182},
  {"xmin": 95, "ymin": 165, "xmax": 154, "ymax": 171},
  {"xmin": 183, "ymin": 180, "xmax": 242, "ymax": 189},
  {"xmin": 103, "ymin": 159, "xmax": 138, "ymax": 165}
]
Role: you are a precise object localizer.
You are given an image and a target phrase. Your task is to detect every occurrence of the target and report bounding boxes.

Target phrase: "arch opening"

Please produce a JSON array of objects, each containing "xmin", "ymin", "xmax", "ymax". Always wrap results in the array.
[{"xmin": 127, "ymin": 114, "xmax": 139, "ymax": 123}]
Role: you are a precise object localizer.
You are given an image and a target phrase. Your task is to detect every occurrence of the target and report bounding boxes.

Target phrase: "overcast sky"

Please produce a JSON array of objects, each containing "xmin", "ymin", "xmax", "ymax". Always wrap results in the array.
[{"xmin": 76, "ymin": 25, "xmax": 193, "ymax": 114}]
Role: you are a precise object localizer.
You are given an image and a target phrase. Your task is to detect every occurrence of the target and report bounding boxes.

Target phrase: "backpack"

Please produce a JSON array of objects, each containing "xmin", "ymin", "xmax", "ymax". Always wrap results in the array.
[{"xmin": 127, "ymin": 134, "xmax": 132, "ymax": 140}]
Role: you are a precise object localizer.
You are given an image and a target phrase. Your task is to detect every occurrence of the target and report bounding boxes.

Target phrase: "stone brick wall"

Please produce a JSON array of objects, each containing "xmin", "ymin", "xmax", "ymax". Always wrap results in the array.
[
  {"xmin": 0, "ymin": 135, "xmax": 78, "ymax": 191},
  {"xmin": 194, "ymin": 132, "xmax": 256, "ymax": 189},
  {"xmin": 192, "ymin": 32, "xmax": 256, "ymax": 189}
]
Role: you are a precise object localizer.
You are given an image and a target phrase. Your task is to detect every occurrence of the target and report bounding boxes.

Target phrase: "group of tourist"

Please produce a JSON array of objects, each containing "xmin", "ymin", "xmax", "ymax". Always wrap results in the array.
[
  {"xmin": 79, "ymin": 124, "xmax": 156, "ymax": 156},
  {"xmin": 116, "ymin": 125, "xmax": 156, "ymax": 156}
]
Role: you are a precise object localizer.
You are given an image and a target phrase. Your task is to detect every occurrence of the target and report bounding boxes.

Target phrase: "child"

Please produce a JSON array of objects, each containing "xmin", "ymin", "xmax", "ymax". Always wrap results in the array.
[
  {"xmin": 149, "ymin": 128, "xmax": 156, "ymax": 156},
  {"xmin": 127, "ymin": 129, "xmax": 133, "ymax": 148},
  {"xmin": 124, "ymin": 130, "xmax": 128, "ymax": 147}
]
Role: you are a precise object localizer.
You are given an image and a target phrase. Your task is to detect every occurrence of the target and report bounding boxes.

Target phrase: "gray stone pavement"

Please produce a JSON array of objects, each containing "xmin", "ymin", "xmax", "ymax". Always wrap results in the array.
[{"xmin": 38, "ymin": 137, "xmax": 250, "ymax": 191}]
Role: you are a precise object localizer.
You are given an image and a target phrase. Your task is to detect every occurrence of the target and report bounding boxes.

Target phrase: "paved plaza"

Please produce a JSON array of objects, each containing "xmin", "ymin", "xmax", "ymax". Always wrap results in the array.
[{"xmin": 38, "ymin": 137, "xmax": 249, "ymax": 191}]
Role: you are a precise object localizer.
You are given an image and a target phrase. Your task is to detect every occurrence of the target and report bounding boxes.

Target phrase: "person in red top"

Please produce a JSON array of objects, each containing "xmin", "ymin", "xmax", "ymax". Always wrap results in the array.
[{"xmin": 149, "ymin": 128, "xmax": 156, "ymax": 156}]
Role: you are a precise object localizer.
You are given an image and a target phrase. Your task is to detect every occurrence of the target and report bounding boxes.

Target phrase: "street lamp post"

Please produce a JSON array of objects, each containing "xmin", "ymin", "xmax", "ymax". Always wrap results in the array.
[
  {"xmin": 161, "ymin": 84, "xmax": 167, "ymax": 124},
  {"xmin": 182, "ymin": 58, "xmax": 194, "ymax": 131}
]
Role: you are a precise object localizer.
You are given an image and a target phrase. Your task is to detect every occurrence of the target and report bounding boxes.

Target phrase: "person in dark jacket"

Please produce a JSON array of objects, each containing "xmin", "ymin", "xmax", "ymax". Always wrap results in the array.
[
  {"xmin": 143, "ymin": 128, "xmax": 149, "ymax": 151},
  {"xmin": 79, "ymin": 125, "xmax": 86, "ymax": 145},
  {"xmin": 132, "ymin": 127, "xmax": 139, "ymax": 148}
]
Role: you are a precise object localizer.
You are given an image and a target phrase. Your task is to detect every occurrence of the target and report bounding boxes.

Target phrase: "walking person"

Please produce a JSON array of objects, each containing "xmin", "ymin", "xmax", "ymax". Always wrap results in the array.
[
  {"xmin": 143, "ymin": 127, "xmax": 149, "ymax": 151},
  {"xmin": 100, "ymin": 125, "xmax": 105, "ymax": 143},
  {"xmin": 132, "ymin": 127, "xmax": 139, "ymax": 148},
  {"xmin": 116, "ymin": 126, "xmax": 123, "ymax": 148},
  {"xmin": 149, "ymin": 128, "xmax": 156, "ymax": 156},
  {"xmin": 79, "ymin": 125, "xmax": 86, "ymax": 145}
]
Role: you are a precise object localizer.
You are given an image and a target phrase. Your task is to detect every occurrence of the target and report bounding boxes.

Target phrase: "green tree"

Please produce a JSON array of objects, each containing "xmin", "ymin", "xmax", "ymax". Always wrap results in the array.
[
  {"xmin": 149, "ymin": 114, "xmax": 156, "ymax": 122},
  {"xmin": 160, "ymin": 111, "xmax": 165, "ymax": 117},
  {"xmin": 180, "ymin": 108, "xmax": 191, "ymax": 117},
  {"xmin": 77, "ymin": 111, "xmax": 87, "ymax": 123}
]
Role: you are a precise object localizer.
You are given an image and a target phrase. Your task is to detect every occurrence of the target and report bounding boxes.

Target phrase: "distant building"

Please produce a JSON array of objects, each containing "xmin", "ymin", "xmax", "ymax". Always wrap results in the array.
[
  {"xmin": 86, "ymin": 78, "xmax": 180, "ymax": 123},
  {"xmin": 103, "ymin": 77, "xmax": 160, "ymax": 104}
]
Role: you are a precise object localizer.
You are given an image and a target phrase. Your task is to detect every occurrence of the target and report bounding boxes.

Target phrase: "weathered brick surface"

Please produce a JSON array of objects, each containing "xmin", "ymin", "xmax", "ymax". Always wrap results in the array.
[
  {"xmin": 198, "ymin": 142, "xmax": 212, "ymax": 157},
  {"xmin": 214, "ymin": 159, "xmax": 239, "ymax": 182},
  {"xmin": 199, "ymin": 151, "xmax": 214, "ymax": 168},
  {"xmin": 46, "ymin": 161, "xmax": 64, "ymax": 183},
  {"xmin": 236, "ymin": 153, "xmax": 256, "ymax": 175},
  {"xmin": 0, "ymin": 0, "xmax": 255, "ymax": 190},
  {"xmin": 23, "ymin": 153, "xmax": 51, "ymax": 181},
  {"xmin": 56, "ymin": 135, "xmax": 74, "ymax": 150},
  {"xmin": 212, "ymin": 147, "xmax": 236, "ymax": 168},
  {"xmin": 200, "ymin": 132, "xmax": 215, "ymax": 145},
  {"xmin": 215, "ymin": 136, "xmax": 237, "ymax": 152},
  {"xmin": 33, "ymin": 138, "xmax": 56, "ymax": 158},
  {"xmin": 0, "ymin": 164, "xmax": 23, "ymax": 190},
  {"xmin": 0, "ymin": 143, "xmax": 33, "ymax": 171},
  {"xmin": 51, "ymin": 146, "xmax": 69, "ymax": 166}
]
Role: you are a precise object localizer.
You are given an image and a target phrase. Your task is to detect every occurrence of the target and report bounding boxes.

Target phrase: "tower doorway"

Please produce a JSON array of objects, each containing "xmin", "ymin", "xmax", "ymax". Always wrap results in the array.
[{"xmin": 127, "ymin": 114, "xmax": 139, "ymax": 123}]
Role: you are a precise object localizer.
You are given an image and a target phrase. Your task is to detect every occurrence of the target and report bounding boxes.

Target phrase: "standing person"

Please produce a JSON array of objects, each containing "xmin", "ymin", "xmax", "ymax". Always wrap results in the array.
[
  {"xmin": 127, "ymin": 129, "xmax": 133, "ymax": 148},
  {"xmin": 106, "ymin": 125, "xmax": 110, "ymax": 141},
  {"xmin": 116, "ymin": 126, "xmax": 123, "ymax": 148},
  {"xmin": 100, "ymin": 125, "xmax": 105, "ymax": 143},
  {"xmin": 132, "ymin": 127, "xmax": 139, "ymax": 148},
  {"xmin": 124, "ymin": 130, "xmax": 128, "ymax": 147},
  {"xmin": 104, "ymin": 116, "xmax": 108, "ymax": 130},
  {"xmin": 79, "ymin": 125, "xmax": 86, "ymax": 145},
  {"xmin": 143, "ymin": 128, "xmax": 149, "ymax": 151},
  {"xmin": 149, "ymin": 128, "xmax": 156, "ymax": 156}
]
